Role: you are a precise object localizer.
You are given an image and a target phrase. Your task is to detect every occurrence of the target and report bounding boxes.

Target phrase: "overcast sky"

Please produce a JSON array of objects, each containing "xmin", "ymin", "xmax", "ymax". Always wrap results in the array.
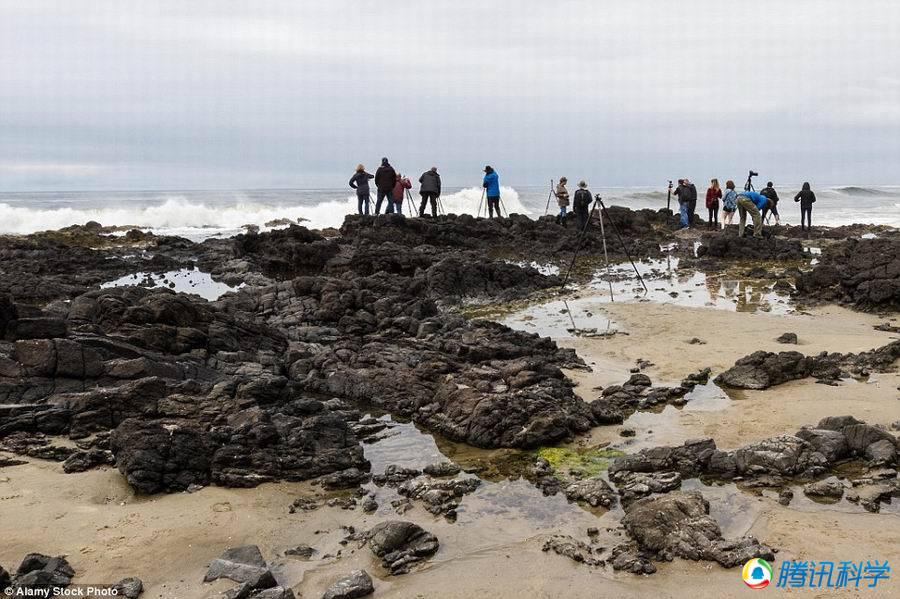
[{"xmin": 1, "ymin": 0, "xmax": 898, "ymax": 190}]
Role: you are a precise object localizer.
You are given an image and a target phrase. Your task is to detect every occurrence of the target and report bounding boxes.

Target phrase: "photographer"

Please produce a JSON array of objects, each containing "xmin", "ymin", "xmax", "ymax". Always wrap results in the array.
[
  {"xmin": 673, "ymin": 178, "xmax": 695, "ymax": 229},
  {"xmin": 573, "ymin": 180, "xmax": 592, "ymax": 231},
  {"xmin": 736, "ymin": 190, "xmax": 772, "ymax": 238},
  {"xmin": 483, "ymin": 165, "xmax": 501, "ymax": 218},
  {"xmin": 760, "ymin": 181, "xmax": 781, "ymax": 224}
]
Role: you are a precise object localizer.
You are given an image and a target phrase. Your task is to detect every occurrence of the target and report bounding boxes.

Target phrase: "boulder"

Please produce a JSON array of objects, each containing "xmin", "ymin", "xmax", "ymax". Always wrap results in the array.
[
  {"xmin": 322, "ymin": 570, "xmax": 374, "ymax": 599},
  {"xmin": 203, "ymin": 546, "xmax": 276, "ymax": 591},
  {"xmin": 12, "ymin": 554, "xmax": 75, "ymax": 589},
  {"xmin": 367, "ymin": 521, "xmax": 439, "ymax": 575},
  {"xmin": 803, "ymin": 476, "xmax": 844, "ymax": 499}
]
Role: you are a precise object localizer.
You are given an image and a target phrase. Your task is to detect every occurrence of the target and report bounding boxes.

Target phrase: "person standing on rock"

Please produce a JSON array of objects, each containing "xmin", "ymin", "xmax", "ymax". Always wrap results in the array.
[
  {"xmin": 760, "ymin": 181, "xmax": 781, "ymax": 225},
  {"xmin": 418, "ymin": 167, "xmax": 441, "ymax": 217},
  {"xmin": 349, "ymin": 164, "xmax": 374, "ymax": 215},
  {"xmin": 374, "ymin": 157, "xmax": 397, "ymax": 215},
  {"xmin": 705, "ymin": 179, "xmax": 722, "ymax": 230},
  {"xmin": 391, "ymin": 173, "xmax": 412, "ymax": 216},
  {"xmin": 483, "ymin": 165, "xmax": 501, "ymax": 218},
  {"xmin": 573, "ymin": 180, "xmax": 592, "ymax": 231},
  {"xmin": 555, "ymin": 177, "xmax": 570, "ymax": 226},
  {"xmin": 794, "ymin": 182, "xmax": 816, "ymax": 231},
  {"xmin": 736, "ymin": 190, "xmax": 771, "ymax": 238},
  {"xmin": 673, "ymin": 179, "xmax": 693, "ymax": 229},
  {"xmin": 722, "ymin": 180, "xmax": 738, "ymax": 227}
]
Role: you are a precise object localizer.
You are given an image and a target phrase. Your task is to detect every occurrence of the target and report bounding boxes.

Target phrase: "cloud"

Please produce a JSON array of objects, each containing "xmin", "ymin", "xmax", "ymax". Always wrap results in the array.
[{"xmin": 1, "ymin": 0, "xmax": 899, "ymax": 189}]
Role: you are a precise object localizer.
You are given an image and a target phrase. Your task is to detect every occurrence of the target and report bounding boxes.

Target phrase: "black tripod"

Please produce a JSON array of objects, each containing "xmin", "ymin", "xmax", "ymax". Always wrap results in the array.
[{"xmin": 560, "ymin": 195, "xmax": 648, "ymax": 294}]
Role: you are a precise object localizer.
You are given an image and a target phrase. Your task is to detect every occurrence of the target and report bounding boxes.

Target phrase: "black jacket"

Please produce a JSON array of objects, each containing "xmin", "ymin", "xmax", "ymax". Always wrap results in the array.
[
  {"xmin": 761, "ymin": 186, "xmax": 780, "ymax": 204},
  {"xmin": 419, "ymin": 170, "xmax": 441, "ymax": 195},
  {"xmin": 573, "ymin": 189, "xmax": 592, "ymax": 212},
  {"xmin": 374, "ymin": 164, "xmax": 397, "ymax": 192},
  {"xmin": 674, "ymin": 183, "xmax": 696, "ymax": 204},
  {"xmin": 794, "ymin": 186, "xmax": 816, "ymax": 207},
  {"xmin": 349, "ymin": 171, "xmax": 373, "ymax": 193}
]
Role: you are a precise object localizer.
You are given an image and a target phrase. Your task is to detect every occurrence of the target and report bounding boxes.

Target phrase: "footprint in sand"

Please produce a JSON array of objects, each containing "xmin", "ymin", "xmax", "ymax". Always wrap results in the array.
[{"xmin": 212, "ymin": 502, "xmax": 233, "ymax": 512}]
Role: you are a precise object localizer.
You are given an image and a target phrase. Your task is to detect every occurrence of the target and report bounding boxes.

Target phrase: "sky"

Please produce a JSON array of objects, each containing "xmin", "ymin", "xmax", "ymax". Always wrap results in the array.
[{"xmin": 1, "ymin": 0, "xmax": 899, "ymax": 190}]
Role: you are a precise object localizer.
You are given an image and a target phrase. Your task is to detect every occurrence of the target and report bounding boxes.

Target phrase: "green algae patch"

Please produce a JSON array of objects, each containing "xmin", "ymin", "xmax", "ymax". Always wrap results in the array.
[{"xmin": 536, "ymin": 446, "xmax": 626, "ymax": 478}]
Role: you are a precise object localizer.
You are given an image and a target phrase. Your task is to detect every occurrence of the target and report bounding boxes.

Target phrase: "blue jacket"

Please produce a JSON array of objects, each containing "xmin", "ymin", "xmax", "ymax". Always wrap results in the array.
[
  {"xmin": 483, "ymin": 171, "xmax": 500, "ymax": 197},
  {"xmin": 739, "ymin": 191, "xmax": 769, "ymax": 211}
]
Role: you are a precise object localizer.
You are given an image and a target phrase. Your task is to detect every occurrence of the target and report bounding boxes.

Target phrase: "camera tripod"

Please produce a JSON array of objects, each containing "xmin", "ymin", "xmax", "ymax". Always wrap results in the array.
[
  {"xmin": 560, "ymin": 195, "xmax": 648, "ymax": 295},
  {"xmin": 477, "ymin": 188, "xmax": 507, "ymax": 218}
]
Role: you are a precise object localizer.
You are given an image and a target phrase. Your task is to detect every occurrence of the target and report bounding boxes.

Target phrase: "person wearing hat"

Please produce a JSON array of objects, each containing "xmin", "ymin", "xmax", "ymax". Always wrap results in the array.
[
  {"xmin": 482, "ymin": 165, "xmax": 501, "ymax": 218},
  {"xmin": 573, "ymin": 180, "xmax": 592, "ymax": 231},
  {"xmin": 555, "ymin": 177, "xmax": 570, "ymax": 226}
]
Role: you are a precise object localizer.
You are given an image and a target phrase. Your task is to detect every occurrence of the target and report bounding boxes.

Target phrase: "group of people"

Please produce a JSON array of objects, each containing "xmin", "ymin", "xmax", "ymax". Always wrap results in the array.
[
  {"xmin": 349, "ymin": 158, "xmax": 424, "ymax": 216},
  {"xmin": 552, "ymin": 177, "xmax": 594, "ymax": 231},
  {"xmin": 676, "ymin": 178, "xmax": 818, "ymax": 237}
]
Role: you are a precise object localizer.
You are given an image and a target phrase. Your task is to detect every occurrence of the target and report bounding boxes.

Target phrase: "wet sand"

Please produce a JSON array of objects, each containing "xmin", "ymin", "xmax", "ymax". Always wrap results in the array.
[{"xmin": 2, "ymin": 297, "xmax": 899, "ymax": 598}]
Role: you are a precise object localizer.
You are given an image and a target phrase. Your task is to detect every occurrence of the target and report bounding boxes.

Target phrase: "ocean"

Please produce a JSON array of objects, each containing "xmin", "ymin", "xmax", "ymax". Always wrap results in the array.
[{"xmin": 0, "ymin": 185, "xmax": 897, "ymax": 242}]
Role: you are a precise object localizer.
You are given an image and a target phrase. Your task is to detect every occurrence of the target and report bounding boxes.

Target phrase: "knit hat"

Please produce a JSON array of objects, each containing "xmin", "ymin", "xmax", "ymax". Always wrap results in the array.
[{"xmin": 578, "ymin": 180, "xmax": 587, "ymax": 188}]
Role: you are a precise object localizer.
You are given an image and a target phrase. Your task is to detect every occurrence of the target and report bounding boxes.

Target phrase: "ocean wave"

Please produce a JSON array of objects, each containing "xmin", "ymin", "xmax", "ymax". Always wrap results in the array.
[
  {"xmin": 831, "ymin": 186, "xmax": 884, "ymax": 196},
  {"xmin": 0, "ymin": 186, "xmax": 530, "ymax": 239}
]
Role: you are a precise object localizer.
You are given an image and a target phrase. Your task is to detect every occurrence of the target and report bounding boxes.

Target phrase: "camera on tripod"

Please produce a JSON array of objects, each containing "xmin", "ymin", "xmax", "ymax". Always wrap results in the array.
[{"xmin": 745, "ymin": 170, "xmax": 759, "ymax": 191}]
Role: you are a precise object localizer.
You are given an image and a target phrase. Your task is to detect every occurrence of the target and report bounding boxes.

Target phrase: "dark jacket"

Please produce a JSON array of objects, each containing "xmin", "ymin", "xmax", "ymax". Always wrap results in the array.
[
  {"xmin": 419, "ymin": 170, "xmax": 441, "ymax": 195},
  {"xmin": 375, "ymin": 163, "xmax": 397, "ymax": 192},
  {"xmin": 573, "ymin": 188, "xmax": 592, "ymax": 212},
  {"xmin": 674, "ymin": 183, "xmax": 696, "ymax": 204},
  {"xmin": 794, "ymin": 183, "xmax": 816, "ymax": 207},
  {"xmin": 349, "ymin": 171, "xmax": 374, "ymax": 194},
  {"xmin": 761, "ymin": 186, "xmax": 780, "ymax": 204}
]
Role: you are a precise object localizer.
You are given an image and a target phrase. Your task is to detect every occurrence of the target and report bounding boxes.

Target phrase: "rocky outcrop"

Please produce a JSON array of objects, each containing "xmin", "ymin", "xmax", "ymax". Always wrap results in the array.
[
  {"xmin": 619, "ymin": 491, "xmax": 775, "ymax": 569},
  {"xmin": 696, "ymin": 234, "xmax": 807, "ymax": 261},
  {"xmin": 714, "ymin": 341, "xmax": 900, "ymax": 389},
  {"xmin": 795, "ymin": 237, "xmax": 900, "ymax": 311}
]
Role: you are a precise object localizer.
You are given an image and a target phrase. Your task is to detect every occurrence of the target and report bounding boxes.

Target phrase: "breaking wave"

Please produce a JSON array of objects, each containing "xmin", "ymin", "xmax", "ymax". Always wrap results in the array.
[{"xmin": 0, "ymin": 187, "xmax": 530, "ymax": 240}]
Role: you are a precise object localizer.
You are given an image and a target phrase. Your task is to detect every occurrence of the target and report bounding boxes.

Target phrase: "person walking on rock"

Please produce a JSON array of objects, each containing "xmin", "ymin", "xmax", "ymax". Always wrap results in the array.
[
  {"xmin": 349, "ymin": 164, "xmax": 374, "ymax": 215},
  {"xmin": 722, "ymin": 180, "xmax": 738, "ymax": 227},
  {"xmin": 374, "ymin": 157, "xmax": 397, "ymax": 214},
  {"xmin": 392, "ymin": 173, "xmax": 412, "ymax": 215},
  {"xmin": 483, "ymin": 165, "xmax": 501, "ymax": 218},
  {"xmin": 705, "ymin": 179, "xmax": 722, "ymax": 229},
  {"xmin": 555, "ymin": 177, "xmax": 570, "ymax": 226},
  {"xmin": 573, "ymin": 180, "xmax": 592, "ymax": 231},
  {"xmin": 760, "ymin": 181, "xmax": 781, "ymax": 224},
  {"xmin": 736, "ymin": 190, "xmax": 771, "ymax": 238},
  {"xmin": 794, "ymin": 182, "xmax": 816, "ymax": 231},
  {"xmin": 418, "ymin": 167, "xmax": 441, "ymax": 217}
]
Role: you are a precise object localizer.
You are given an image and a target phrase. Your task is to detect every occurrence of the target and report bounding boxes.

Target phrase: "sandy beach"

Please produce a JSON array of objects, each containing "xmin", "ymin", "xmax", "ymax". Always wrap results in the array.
[{"xmin": 3, "ymin": 295, "xmax": 897, "ymax": 598}]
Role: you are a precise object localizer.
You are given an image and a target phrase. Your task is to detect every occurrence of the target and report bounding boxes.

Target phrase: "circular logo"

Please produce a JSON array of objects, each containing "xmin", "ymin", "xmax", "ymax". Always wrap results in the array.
[{"xmin": 742, "ymin": 558, "xmax": 773, "ymax": 589}]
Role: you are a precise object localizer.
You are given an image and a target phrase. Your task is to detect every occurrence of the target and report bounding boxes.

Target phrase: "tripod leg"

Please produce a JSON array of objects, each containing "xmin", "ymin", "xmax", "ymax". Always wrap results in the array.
[
  {"xmin": 599, "ymin": 199, "xmax": 648, "ymax": 293},
  {"xmin": 597, "ymin": 208, "xmax": 615, "ymax": 301},
  {"xmin": 561, "ymin": 198, "xmax": 600, "ymax": 288}
]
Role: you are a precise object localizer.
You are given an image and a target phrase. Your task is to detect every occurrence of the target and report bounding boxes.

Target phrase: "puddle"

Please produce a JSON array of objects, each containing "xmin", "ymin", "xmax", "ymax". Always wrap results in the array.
[
  {"xmin": 586, "ymin": 258, "xmax": 794, "ymax": 314},
  {"xmin": 100, "ymin": 267, "xmax": 242, "ymax": 301},
  {"xmin": 359, "ymin": 413, "xmax": 608, "ymax": 536},
  {"xmin": 499, "ymin": 296, "xmax": 619, "ymax": 338},
  {"xmin": 507, "ymin": 261, "xmax": 561, "ymax": 277}
]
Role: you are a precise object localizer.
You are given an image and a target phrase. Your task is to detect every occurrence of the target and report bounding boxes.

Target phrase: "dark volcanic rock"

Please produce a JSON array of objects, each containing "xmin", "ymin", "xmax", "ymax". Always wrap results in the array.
[
  {"xmin": 714, "ymin": 341, "xmax": 900, "ymax": 389},
  {"xmin": 366, "ymin": 520, "xmax": 439, "ymax": 575},
  {"xmin": 542, "ymin": 535, "xmax": 603, "ymax": 567},
  {"xmin": 12, "ymin": 554, "xmax": 75, "ymax": 590},
  {"xmin": 322, "ymin": 570, "xmax": 374, "ymax": 599},
  {"xmin": 776, "ymin": 332, "xmax": 798, "ymax": 344},
  {"xmin": 396, "ymin": 475, "xmax": 481, "ymax": 520},
  {"xmin": 796, "ymin": 237, "xmax": 900, "ymax": 311},
  {"xmin": 204, "ymin": 545, "xmax": 276, "ymax": 590},
  {"xmin": 622, "ymin": 491, "xmax": 775, "ymax": 568},
  {"xmin": 112, "ymin": 577, "xmax": 144, "ymax": 599},
  {"xmin": 696, "ymin": 234, "xmax": 806, "ymax": 261}
]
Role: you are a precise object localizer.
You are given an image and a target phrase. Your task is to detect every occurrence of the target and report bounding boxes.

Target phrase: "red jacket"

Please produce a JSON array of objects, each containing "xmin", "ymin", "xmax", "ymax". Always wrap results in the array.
[
  {"xmin": 706, "ymin": 187, "xmax": 722, "ymax": 208},
  {"xmin": 392, "ymin": 177, "xmax": 412, "ymax": 200}
]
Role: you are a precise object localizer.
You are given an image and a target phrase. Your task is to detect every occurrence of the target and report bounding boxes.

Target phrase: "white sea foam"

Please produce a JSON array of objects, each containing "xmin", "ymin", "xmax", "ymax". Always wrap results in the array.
[{"xmin": 0, "ymin": 186, "xmax": 529, "ymax": 241}]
